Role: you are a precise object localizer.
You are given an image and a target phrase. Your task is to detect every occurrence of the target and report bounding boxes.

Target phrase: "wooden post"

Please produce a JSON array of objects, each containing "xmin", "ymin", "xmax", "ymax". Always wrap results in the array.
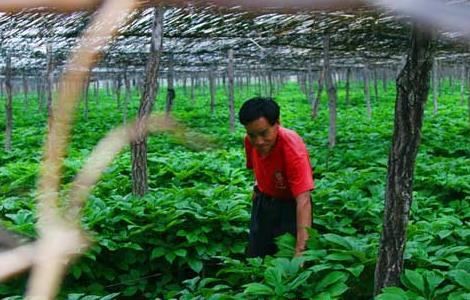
[
  {"xmin": 468, "ymin": 66, "xmax": 470, "ymax": 127},
  {"xmin": 22, "ymin": 73, "xmax": 29, "ymax": 111},
  {"xmin": 209, "ymin": 66, "xmax": 216, "ymax": 113},
  {"xmin": 190, "ymin": 75, "xmax": 195, "ymax": 104},
  {"xmin": 312, "ymin": 69, "xmax": 324, "ymax": 118},
  {"xmin": 345, "ymin": 67, "xmax": 351, "ymax": 106},
  {"xmin": 182, "ymin": 76, "xmax": 187, "ymax": 95},
  {"xmin": 307, "ymin": 65, "xmax": 315, "ymax": 106},
  {"xmin": 83, "ymin": 74, "xmax": 90, "ymax": 121},
  {"xmin": 36, "ymin": 76, "xmax": 43, "ymax": 111},
  {"xmin": 4, "ymin": 55, "xmax": 13, "ymax": 151},
  {"xmin": 131, "ymin": 6, "xmax": 164, "ymax": 196},
  {"xmin": 123, "ymin": 70, "xmax": 131, "ymax": 124},
  {"xmin": 115, "ymin": 75, "xmax": 122, "ymax": 108},
  {"xmin": 432, "ymin": 58, "xmax": 439, "ymax": 115},
  {"xmin": 257, "ymin": 71, "xmax": 262, "ymax": 96},
  {"xmin": 165, "ymin": 52, "xmax": 175, "ymax": 117},
  {"xmin": 373, "ymin": 67, "xmax": 379, "ymax": 102},
  {"xmin": 460, "ymin": 65, "xmax": 466, "ymax": 106},
  {"xmin": 364, "ymin": 63, "xmax": 372, "ymax": 119},
  {"xmin": 94, "ymin": 79, "xmax": 100, "ymax": 105},
  {"xmin": 46, "ymin": 44, "xmax": 54, "ymax": 119},
  {"xmin": 106, "ymin": 79, "xmax": 110, "ymax": 96},
  {"xmin": 298, "ymin": 72, "xmax": 307, "ymax": 95},
  {"xmin": 323, "ymin": 35, "xmax": 337, "ymax": 149},
  {"xmin": 382, "ymin": 68, "xmax": 387, "ymax": 92},
  {"xmin": 268, "ymin": 68, "xmax": 273, "ymax": 97},
  {"xmin": 227, "ymin": 49, "xmax": 235, "ymax": 132},
  {"xmin": 449, "ymin": 65, "xmax": 454, "ymax": 92},
  {"xmin": 374, "ymin": 24, "xmax": 434, "ymax": 295},
  {"xmin": 261, "ymin": 70, "xmax": 268, "ymax": 96}
]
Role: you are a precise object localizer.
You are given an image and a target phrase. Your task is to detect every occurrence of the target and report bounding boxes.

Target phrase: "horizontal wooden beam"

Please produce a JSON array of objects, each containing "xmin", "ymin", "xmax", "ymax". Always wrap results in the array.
[{"xmin": 0, "ymin": 0, "xmax": 368, "ymax": 13}]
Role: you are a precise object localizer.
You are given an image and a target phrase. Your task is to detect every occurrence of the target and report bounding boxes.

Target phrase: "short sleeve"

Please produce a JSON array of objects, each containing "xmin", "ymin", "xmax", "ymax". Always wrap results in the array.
[{"xmin": 284, "ymin": 143, "xmax": 314, "ymax": 198}]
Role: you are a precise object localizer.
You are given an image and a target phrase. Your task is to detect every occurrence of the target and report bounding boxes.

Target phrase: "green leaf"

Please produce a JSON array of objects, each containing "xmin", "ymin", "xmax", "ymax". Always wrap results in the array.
[
  {"xmin": 99, "ymin": 239, "xmax": 119, "ymax": 251},
  {"xmin": 448, "ymin": 270, "xmax": 470, "ymax": 290},
  {"xmin": 437, "ymin": 230, "xmax": 453, "ymax": 239},
  {"xmin": 346, "ymin": 264, "xmax": 364, "ymax": 278},
  {"xmin": 99, "ymin": 293, "xmax": 120, "ymax": 300},
  {"xmin": 324, "ymin": 253, "xmax": 354, "ymax": 261},
  {"xmin": 288, "ymin": 271, "xmax": 312, "ymax": 290},
  {"xmin": 165, "ymin": 252, "xmax": 176, "ymax": 263},
  {"xmin": 315, "ymin": 271, "xmax": 348, "ymax": 292},
  {"xmin": 151, "ymin": 247, "xmax": 166, "ymax": 259},
  {"xmin": 67, "ymin": 294, "xmax": 85, "ymax": 300},
  {"xmin": 183, "ymin": 276, "xmax": 200, "ymax": 290},
  {"xmin": 123, "ymin": 242, "xmax": 143, "ymax": 251},
  {"xmin": 188, "ymin": 259, "xmax": 203, "ymax": 273},
  {"xmin": 308, "ymin": 263, "xmax": 332, "ymax": 273},
  {"xmin": 327, "ymin": 282, "xmax": 349, "ymax": 297},
  {"xmin": 312, "ymin": 292, "xmax": 332, "ymax": 300},
  {"xmin": 265, "ymin": 267, "xmax": 283, "ymax": 286},
  {"xmin": 402, "ymin": 269, "xmax": 425, "ymax": 294},
  {"xmin": 376, "ymin": 287, "xmax": 409, "ymax": 300},
  {"xmin": 423, "ymin": 271, "xmax": 444, "ymax": 297},
  {"xmin": 323, "ymin": 234, "xmax": 354, "ymax": 250},
  {"xmin": 174, "ymin": 249, "xmax": 188, "ymax": 257},
  {"xmin": 123, "ymin": 286, "xmax": 138, "ymax": 296},
  {"xmin": 434, "ymin": 284, "xmax": 456, "ymax": 297},
  {"xmin": 455, "ymin": 258, "xmax": 470, "ymax": 271},
  {"xmin": 243, "ymin": 283, "xmax": 274, "ymax": 296},
  {"xmin": 448, "ymin": 291, "xmax": 470, "ymax": 300},
  {"xmin": 80, "ymin": 296, "xmax": 100, "ymax": 300},
  {"xmin": 71, "ymin": 265, "xmax": 82, "ymax": 279}
]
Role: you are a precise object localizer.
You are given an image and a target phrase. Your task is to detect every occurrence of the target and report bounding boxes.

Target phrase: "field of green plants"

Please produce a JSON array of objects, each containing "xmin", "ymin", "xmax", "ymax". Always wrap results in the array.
[{"xmin": 0, "ymin": 78, "xmax": 469, "ymax": 299}]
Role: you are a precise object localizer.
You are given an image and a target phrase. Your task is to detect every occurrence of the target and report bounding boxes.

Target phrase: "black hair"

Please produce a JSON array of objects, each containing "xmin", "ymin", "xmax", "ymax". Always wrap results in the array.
[{"xmin": 238, "ymin": 97, "xmax": 280, "ymax": 126}]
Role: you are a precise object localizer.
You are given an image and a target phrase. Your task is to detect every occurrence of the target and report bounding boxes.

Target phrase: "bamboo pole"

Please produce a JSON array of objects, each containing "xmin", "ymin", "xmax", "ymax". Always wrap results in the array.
[{"xmin": 227, "ymin": 49, "xmax": 235, "ymax": 132}]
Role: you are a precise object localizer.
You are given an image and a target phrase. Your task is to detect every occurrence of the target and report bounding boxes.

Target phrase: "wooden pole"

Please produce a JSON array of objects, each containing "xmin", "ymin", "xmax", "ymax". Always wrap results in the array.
[
  {"xmin": 374, "ymin": 24, "xmax": 434, "ymax": 295},
  {"xmin": 46, "ymin": 44, "xmax": 54, "ymax": 119},
  {"xmin": 467, "ymin": 66, "xmax": 470, "ymax": 127},
  {"xmin": 83, "ymin": 74, "xmax": 90, "ymax": 121},
  {"xmin": 190, "ymin": 75, "xmax": 195, "ymax": 104},
  {"xmin": 22, "ymin": 73, "xmax": 29, "ymax": 111},
  {"xmin": 131, "ymin": 6, "xmax": 164, "ymax": 196},
  {"xmin": 312, "ymin": 69, "xmax": 324, "ymax": 119},
  {"xmin": 165, "ymin": 52, "xmax": 175, "ymax": 117},
  {"xmin": 323, "ymin": 35, "xmax": 337, "ymax": 149},
  {"xmin": 432, "ymin": 58, "xmax": 439, "ymax": 115},
  {"xmin": 307, "ymin": 65, "xmax": 315, "ymax": 107},
  {"xmin": 123, "ymin": 71, "xmax": 131, "ymax": 124},
  {"xmin": 460, "ymin": 65, "xmax": 466, "ymax": 106},
  {"xmin": 209, "ymin": 66, "xmax": 216, "ymax": 113},
  {"xmin": 373, "ymin": 67, "xmax": 379, "ymax": 102},
  {"xmin": 4, "ymin": 55, "xmax": 13, "ymax": 151},
  {"xmin": 382, "ymin": 68, "xmax": 388, "ymax": 92},
  {"xmin": 227, "ymin": 49, "xmax": 235, "ymax": 132},
  {"xmin": 345, "ymin": 67, "xmax": 351, "ymax": 106},
  {"xmin": 364, "ymin": 63, "xmax": 372, "ymax": 119}
]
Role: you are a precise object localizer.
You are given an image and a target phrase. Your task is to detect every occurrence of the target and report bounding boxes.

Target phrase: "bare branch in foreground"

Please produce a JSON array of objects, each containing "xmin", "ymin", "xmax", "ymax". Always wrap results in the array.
[
  {"xmin": 0, "ymin": 244, "xmax": 36, "ymax": 281},
  {"xmin": 27, "ymin": 0, "xmax": 139, "ymax": 299}
]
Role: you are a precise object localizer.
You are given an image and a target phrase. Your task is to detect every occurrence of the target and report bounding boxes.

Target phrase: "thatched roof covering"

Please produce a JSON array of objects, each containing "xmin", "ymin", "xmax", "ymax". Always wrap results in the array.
[{"xmin": 0, "ymin": 1, "xmax": 469, "ymax": 75}]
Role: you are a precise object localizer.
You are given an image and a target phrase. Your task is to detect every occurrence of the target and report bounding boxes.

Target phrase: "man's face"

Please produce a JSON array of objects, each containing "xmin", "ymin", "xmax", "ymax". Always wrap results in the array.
[{"xmin": 245, "ymin": 117, "xmax": 279, "ymax": 155}]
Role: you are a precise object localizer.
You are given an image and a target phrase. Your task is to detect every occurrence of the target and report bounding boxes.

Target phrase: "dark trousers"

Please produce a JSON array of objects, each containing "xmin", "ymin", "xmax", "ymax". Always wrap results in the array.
[{"xmin": 247, "ymin": 188, "xmax": 297, "ymax": 258}]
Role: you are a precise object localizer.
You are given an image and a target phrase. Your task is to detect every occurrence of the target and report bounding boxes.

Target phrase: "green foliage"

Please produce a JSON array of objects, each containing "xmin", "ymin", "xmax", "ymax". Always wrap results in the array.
[{"xmin": 0, "ymin": 79, "xmax": 468, "ymax": 299}]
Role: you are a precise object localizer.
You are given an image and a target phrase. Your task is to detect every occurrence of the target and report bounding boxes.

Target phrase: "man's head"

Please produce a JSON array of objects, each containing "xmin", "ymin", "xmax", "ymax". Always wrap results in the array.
[{"xmin": 239, "ymin": 97, "xmax": 280, "ymax": 155}]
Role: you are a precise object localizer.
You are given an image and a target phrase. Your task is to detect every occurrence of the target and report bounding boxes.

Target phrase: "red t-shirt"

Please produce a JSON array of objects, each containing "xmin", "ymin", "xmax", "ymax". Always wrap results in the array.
[{"xmin": 244, "ymin": 127, "xmax": 315, "ymax": 200}]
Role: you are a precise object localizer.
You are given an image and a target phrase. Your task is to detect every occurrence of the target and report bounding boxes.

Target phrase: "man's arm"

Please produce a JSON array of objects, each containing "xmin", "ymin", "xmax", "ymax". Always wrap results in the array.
[{"xmin": 295, "ymin": 191, "xmax": 312, "ymax": 257}]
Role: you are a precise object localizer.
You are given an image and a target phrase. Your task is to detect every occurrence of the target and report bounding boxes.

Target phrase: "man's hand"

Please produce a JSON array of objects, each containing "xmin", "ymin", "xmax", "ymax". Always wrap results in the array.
[{"xmin": 294, "ymin": 192, "xmax": 312, "ymax": 258}]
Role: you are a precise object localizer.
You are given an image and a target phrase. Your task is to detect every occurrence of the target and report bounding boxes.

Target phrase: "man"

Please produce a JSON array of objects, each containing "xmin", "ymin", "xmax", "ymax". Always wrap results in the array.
[{"xmin": 239, "ymin": 97, "xmax": 314, "ymax": 258}]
